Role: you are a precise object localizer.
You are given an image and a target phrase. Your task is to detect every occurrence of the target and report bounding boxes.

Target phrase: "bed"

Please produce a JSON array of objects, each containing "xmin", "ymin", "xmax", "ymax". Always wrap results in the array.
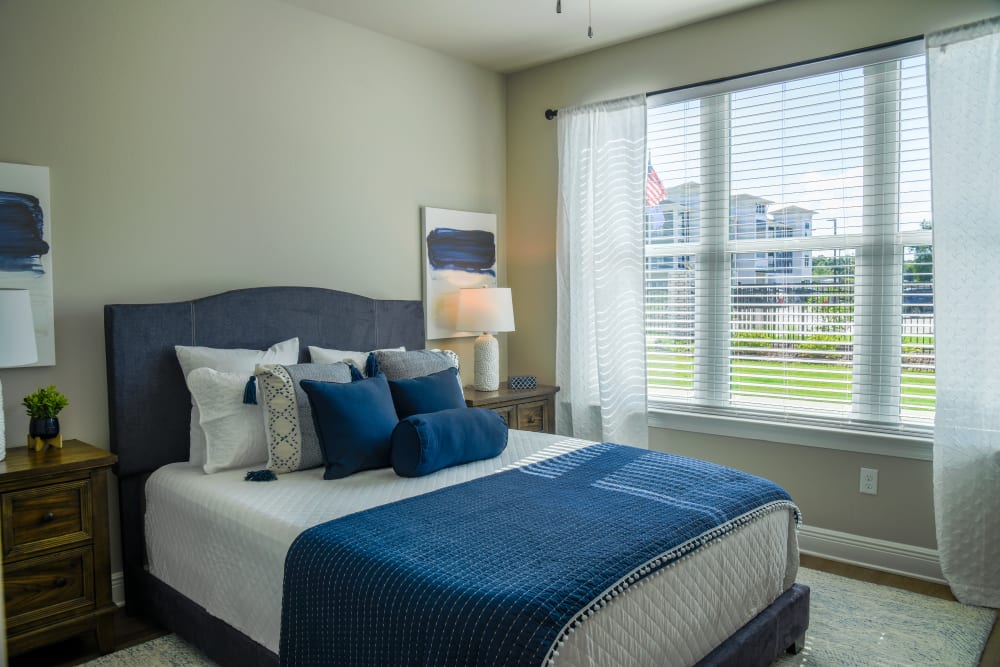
[{"xmin": 104, "ymin": 286, "xmax": 809, "ymax": 666}]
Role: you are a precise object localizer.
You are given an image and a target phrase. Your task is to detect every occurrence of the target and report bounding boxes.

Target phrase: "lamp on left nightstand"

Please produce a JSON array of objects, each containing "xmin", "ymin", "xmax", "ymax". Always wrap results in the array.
[{"xmin": 0, "ymin": 289, "xmax": 38, "ymax": 462}]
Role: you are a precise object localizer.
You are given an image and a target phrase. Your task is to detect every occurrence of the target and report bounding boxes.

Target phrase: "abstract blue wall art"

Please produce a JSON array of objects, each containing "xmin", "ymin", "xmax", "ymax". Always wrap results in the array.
[
  {"xmin": 422, "ymin": 207, "xmax": 498, "ymax": 340},
  {"xmin": 0, "ymin": 163, "xmax": 55, "ymax": 366},
  {"xmin": 426, "ymin": 228, "xmax": 496, "ymax": 276},
  {"xmin": 0, "ymin": 192, "xmax": 50, "ymax": 274}
]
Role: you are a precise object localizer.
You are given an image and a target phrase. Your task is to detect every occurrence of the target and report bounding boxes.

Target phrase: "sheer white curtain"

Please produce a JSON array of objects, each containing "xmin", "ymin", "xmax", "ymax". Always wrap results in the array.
[
  {"xmin": 928, "ymin": 16, "xmax": 1000, "ymax": 608},
  {"xmin": 556, "ymin": 95, "xmax": 648, "ymax": 446}
]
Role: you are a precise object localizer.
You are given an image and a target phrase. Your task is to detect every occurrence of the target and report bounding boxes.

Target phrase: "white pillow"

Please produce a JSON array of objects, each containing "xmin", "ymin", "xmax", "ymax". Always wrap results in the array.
[
  {"xmin": 176, "ymin": 338, "xmax": 299, "ymax": 466},
  {"xmin": 307, "ymin": 345, "xmax": 404, "ymax": 370},
  {"xmin": 187, "ymin": 368, "xmax": 267, "ymax": 474}
]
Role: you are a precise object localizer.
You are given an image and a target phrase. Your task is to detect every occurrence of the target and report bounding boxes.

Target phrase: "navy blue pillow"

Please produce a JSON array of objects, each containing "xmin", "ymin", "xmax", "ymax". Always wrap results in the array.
[
  {"xmin": 300, "ymin": 373, "xmax": 398, "ymax": 480},
  {"xmin": 387, "ymin": 366, "xmax": 466, "ymax": 419},
  {"xmin": 391, "ymin": 407, "xmax": 508, "ymax": 478}
]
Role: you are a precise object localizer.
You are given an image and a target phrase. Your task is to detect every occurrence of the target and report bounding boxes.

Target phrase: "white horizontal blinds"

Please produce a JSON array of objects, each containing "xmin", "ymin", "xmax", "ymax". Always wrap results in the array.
[
  {"xmin": 645, "ymin": 99, "xmax": 700, "ymax": 402},
  {"xmin": 852, "ymin": 60, "xmax": 903, "ymax": 424},
  {"xmin": 695, "ymin": 94, "xmax": 731, "ymax": 408},
  {"xmin": 730, "ymin": 250, "xmax": 856, "ymax": 415},
  {"xmin": 644, "ymin": 256, "xmax": 695, "ymax": 399},
  {"xmin": 897, "ymin": 55, "xmax": 935, "ymax": 426},
  {"xmin": 645, "ymin": 43, "xmax": 934, "ymax": 431},
  {"xmin": 728, "ymin": 66, "xmax": 862, "ymax": 418},
  {"xmin": 901, "ymin": 244, "xmax": 934, "ymax": 423}
]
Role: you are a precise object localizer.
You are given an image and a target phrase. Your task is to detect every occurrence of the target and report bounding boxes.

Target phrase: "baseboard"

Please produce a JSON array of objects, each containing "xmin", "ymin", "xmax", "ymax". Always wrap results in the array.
[
  {"xmin": 798, "ymin": 524, "xmax": 945, "ymax": 584},
  {"xmin": 112, "ymin": 570, "xmax": 125, "ymax": 607}
]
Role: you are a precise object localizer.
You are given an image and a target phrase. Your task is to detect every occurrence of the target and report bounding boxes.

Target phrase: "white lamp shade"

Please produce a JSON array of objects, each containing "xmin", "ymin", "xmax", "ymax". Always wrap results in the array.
[
  {"xmin": 456, "ymin": 287, "xmax": 515, "ymax": 334},
  {"xmin": 0, "ymin": 289, "xmax": 38, "ymax": 367}
]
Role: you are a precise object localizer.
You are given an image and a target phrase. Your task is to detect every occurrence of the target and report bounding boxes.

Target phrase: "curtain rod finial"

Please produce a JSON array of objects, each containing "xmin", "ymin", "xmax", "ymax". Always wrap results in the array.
[{"xmin": 545, "ymin": 109, "xmax": 558, "ymax": 120}]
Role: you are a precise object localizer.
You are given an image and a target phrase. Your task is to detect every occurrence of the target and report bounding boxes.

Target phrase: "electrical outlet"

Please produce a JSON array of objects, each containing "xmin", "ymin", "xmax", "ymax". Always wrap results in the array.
[{"xmin": 860, "ymin": 467, "xmax": 878, "ymax": 495}]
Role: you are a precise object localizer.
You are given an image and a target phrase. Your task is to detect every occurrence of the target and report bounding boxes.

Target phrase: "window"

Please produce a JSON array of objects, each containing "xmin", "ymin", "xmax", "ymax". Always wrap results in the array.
[{"xmin": 645, "ymin": 42, "xmax": 934, "ymax": 439}]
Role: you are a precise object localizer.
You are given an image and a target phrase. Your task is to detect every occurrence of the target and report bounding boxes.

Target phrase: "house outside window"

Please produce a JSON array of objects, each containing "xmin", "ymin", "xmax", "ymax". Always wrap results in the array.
[{"xmin": 644, "ymin": 41, "xmax": 934, "ymax": 445}]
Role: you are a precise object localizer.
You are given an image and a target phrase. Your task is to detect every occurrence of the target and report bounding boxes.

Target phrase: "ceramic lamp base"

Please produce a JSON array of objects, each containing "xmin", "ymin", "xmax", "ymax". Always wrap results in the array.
[{"xmin": 472, "ymin": 333, "xmax": 500, "ymax": 391}]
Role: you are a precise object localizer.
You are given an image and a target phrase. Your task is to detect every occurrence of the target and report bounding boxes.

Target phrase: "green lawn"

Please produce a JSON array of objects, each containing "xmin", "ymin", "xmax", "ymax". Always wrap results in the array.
[{"xmin": 648, "ymin": 354, "xmax": 935, "ymax": 408}]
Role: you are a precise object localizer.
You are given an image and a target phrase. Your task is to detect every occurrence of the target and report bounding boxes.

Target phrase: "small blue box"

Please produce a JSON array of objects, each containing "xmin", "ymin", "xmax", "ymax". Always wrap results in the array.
[{"xmin": 508, "ymin": 375, "xmax": 537, "ymax": 391}]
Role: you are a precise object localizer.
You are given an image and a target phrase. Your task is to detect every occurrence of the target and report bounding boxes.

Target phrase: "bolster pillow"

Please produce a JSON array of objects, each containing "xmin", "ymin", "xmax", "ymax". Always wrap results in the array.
[{"xmin": 391, "ymin": 407, "xmax": 508, "ymax": 477}]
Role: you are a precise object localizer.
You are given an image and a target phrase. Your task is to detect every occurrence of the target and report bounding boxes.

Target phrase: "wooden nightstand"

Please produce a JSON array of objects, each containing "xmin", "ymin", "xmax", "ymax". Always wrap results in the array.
[
  {"xmin": 0, "ymin": 440, "xmax": 117, "ymax": 656},
  {"xmin": 464, "ymin": 383, "xmax": 560, "ymax": 434}
]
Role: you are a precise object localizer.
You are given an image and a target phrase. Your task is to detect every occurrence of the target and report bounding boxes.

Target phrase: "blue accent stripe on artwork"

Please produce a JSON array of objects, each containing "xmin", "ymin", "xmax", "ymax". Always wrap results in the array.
[
  {"xmin": 426, "ymin": 227, "xmax": 496, "ymax": 276},
  {"xmin": 0, "ymin": 191, "xmax": 49, "ymax": 274}
]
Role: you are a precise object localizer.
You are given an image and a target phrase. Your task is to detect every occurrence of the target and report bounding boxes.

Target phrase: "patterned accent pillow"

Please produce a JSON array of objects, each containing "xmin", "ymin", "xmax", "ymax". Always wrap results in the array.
[
  {"xmin": 255, "ymin": 362, "xmax": 352, "ymax": 473},
  {"xmin": 371, "ymin": 348, "xmax": 460, "ymax": 381},
  {"xmin": 308, "ymin": 346, "xmax": 405, "ymax": 371}
]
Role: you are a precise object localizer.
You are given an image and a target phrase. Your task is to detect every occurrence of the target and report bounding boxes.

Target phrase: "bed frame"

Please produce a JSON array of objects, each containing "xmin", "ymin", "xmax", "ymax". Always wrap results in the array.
[{"xmin": 104, "ymin": 286, "xmax": 808, "ymax": 666}]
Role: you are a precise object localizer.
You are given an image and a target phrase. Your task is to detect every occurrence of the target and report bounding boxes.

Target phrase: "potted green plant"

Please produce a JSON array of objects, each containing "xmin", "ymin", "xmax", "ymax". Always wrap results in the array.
[{"xmin": 22, "ymin": 385, "xmax": 69, "ymax": 439}]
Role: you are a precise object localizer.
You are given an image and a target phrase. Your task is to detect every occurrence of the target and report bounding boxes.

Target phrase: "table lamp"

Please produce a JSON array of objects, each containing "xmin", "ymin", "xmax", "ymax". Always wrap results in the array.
[
  {"xmin": 456, "ymin": 287, "xmax": 515, "ymax": 392},
  {"xmin": 0, "ymin": 289, "xmax": 38, "ymax": 461}
]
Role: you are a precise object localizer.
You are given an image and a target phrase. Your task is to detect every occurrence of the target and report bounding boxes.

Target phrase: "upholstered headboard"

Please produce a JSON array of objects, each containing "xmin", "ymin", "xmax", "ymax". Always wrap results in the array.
[{"xmin": 104, "ymin": 286, "xmax": 424, "ymax": 610}]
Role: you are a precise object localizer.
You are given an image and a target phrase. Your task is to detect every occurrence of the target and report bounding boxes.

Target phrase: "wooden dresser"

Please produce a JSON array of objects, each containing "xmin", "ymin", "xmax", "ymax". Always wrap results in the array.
[
  {"xmin": 0, "ymin": 440, "xmax": 117, "ymax": 656},
  {"xmin": 464, "ymin": 383, "xmax": 560, "ymax": 434}
]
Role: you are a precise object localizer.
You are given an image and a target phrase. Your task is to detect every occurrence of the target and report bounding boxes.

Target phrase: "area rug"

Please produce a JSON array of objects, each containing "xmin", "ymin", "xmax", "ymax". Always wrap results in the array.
[
  {"xmin": 80, "ymin": 632, "xmax": 217, "ymax": 666},
  {"xmin": 775, "ymin": 567, "xmax": 995, "ymax": 666},
  {"xmin": 83, "ymin": 568, "xmax": 995, "ymax": 666}
]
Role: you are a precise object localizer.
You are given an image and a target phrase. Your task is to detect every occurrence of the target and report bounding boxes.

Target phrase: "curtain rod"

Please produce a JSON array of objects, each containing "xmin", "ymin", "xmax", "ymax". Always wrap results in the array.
[{"xmin": 542, "ymin": 35, "xmax": 923, "ymax": 120}]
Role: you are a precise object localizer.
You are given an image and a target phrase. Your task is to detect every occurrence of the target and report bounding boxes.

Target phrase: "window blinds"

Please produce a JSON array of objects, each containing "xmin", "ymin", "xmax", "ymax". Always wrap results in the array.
[{"xmin": 645, "ymin": 41, "xmax": 934, "ymax": 433}]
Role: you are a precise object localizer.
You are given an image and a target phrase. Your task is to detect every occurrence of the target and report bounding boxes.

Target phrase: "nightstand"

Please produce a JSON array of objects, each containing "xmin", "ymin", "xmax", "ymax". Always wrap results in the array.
[
  {"xmin": 464, "ymin": 383, "xmax": 560, "ymax": 434},
  {"xmin": 0, "ymin": 440, "xmax": 117, "ymax": 656}
]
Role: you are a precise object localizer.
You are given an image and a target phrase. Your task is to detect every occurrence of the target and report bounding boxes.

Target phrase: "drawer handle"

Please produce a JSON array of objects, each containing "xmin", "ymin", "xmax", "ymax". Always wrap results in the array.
[
  {"xmin": 527, "ymin": 416, "xmax": 536, "ymax": 423},
  {"xmin": 41, "ymin": 512, "xmax": 56, "ymax": 523},
  {"xmin": 54, "ymin": 577, "xmax": 67, "ymax": 588}
]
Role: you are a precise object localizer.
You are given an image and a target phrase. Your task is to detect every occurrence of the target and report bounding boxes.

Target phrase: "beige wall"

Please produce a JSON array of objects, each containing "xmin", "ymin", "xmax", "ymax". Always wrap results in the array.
[
  {"xmin": 0, "ymin": 0, "xmax": 506, "ymax": 573},
  {"xmin": 506, "ymin": 0, "xmax": 999, "ymax": 549},
  {"xmin": 650, "ymin": 430, "xmax": 936, "ymax": 546}
]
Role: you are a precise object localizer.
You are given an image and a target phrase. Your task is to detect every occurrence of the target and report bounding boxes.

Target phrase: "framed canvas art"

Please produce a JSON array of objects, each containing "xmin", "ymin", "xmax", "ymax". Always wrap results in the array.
[
  {"xmin": 422, "ymin": 207, "xmax": 497, "ymax": 340},
  {"xmin": 0, "ymin": 162, "xmax": 55, "ymax": 366}
]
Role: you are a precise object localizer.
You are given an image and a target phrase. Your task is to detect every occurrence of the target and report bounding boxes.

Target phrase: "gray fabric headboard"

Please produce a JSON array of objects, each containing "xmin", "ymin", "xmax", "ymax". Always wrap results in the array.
[
  {"xmin": 105, "ymin": 287, "xmax": 424, "ymax": 613},
  {"xmin": 104, "ymin": 286, "xmax": 424, "ymax": 478}
]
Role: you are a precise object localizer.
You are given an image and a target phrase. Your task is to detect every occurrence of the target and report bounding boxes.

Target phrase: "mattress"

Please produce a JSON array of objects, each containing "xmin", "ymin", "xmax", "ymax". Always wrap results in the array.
[{"xmin": 145, "ymin": 430, "xmax": 799, "ymax": 666}]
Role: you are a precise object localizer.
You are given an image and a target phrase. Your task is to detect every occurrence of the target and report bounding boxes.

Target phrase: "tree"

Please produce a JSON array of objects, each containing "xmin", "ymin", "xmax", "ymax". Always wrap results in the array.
[
  {"xmin": 811, "ymin": 254, "xmax": 855, "ymax": 277},
  {"xmin": 903, "ymin": 220, "xmax": 933, "ymax": 283},
  {"xmin": 903, "ymin": 247, "xmax": 933, "ymax": 282}
]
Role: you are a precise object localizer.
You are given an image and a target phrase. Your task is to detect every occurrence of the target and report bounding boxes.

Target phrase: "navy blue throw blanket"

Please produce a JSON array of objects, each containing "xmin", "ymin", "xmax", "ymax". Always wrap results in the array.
[{"xmin": 280, "ymin": 443, "xmax": 800, "ymax": 666}]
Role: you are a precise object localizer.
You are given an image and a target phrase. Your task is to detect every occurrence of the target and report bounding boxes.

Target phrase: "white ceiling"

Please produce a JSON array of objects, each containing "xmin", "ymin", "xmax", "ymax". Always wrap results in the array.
[{"xmin": 279, "ymin": 0, "xmax": 777, "ymax": 73}]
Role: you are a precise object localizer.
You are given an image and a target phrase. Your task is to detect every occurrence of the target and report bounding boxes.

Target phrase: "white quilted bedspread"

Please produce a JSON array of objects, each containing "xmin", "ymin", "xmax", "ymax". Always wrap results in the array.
[{"xmin": 145, "ymin": 431, "xmax": 798, "ymax": 664}]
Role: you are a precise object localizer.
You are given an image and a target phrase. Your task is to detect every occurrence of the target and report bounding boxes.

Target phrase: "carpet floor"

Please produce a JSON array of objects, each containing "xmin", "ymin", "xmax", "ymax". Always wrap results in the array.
[
  {"xmin": 82, "ymin": 567, "xmax": 996, "ymax": 666},
  {"xmin": 775, "ymin": 568, "xmax": 995, "ymax": 666}
]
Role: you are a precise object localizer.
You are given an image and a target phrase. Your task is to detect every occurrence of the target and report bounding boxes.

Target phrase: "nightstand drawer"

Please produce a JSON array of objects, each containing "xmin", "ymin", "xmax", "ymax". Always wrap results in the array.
[
  {"xmin": 2, "ymin": 479, "xmax": 93, "ymax": 559},
  {"xmin": 4, "ymin": 546, "xmax": 95, "ymax": 630},
  {"xmin": 0, "ymin": 440, "xmax": 117, "ymax": 656},
  {"xmin": 464, "ymin": 384, "xmax": 558, "ymax": 435},
  {"xmin": 516, "ymin": 400, "xmax": 547, "ymax": 432},
  {"xmin": 490, "ymin": 405, "xmax": 516, "ymax": 427}
]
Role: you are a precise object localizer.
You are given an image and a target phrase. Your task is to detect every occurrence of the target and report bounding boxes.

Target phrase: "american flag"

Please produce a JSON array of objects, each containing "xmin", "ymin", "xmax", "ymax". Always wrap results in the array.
[{"xmin": 645, "ymin": 161, "xmax": 666, "ymax": 207}]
